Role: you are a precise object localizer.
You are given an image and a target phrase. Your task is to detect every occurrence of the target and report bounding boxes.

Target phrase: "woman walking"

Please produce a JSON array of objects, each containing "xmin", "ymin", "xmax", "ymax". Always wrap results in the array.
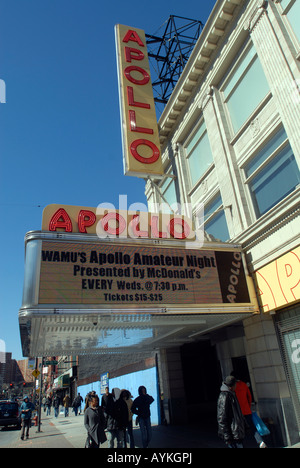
[{"xmin": 84, "ymin": 395, "xmax": 107, "ymax": 448}]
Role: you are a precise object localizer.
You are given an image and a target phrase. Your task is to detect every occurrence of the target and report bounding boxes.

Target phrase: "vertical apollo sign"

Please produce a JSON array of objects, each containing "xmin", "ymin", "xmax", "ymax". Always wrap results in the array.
[{"xmin": 115, "ymin": 24, "xmax": 164, "ymax": 177}]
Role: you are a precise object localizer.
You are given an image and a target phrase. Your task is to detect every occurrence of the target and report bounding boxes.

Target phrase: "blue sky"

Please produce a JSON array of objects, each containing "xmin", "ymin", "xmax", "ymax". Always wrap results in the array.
[{"xmin": 0, "ymin": 0, "xmax": 216, "ymax": 360}]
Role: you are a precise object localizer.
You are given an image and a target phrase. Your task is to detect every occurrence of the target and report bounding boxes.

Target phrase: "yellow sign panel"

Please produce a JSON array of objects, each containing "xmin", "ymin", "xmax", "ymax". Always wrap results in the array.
[
  {"xmin": 254, "ymin": 245, "xmax": 300, "ymax": 313},
  {"xmin": 38, "ymin": 240, "xmax": 254, "ymax": 309},
  {"xmin": 32, "ymin": 369, "xmax": 40, "ymax": 378},
  {"xmin": 115, "ymin": 24, "xmax": 163, "ymax": 177}
]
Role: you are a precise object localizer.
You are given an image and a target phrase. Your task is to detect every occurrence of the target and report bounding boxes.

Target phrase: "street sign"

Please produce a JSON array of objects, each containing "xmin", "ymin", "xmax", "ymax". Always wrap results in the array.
[
  {"xmin": 45, "ymin": 360, "xmax": 58, "ymax": 365},
  {"xmin": 100, "ymin": 372, "xmax": 109, "ymax": 395},
  {"xmin": 32, "ymin": 369, "xmax": 40, "ymax": 378}
]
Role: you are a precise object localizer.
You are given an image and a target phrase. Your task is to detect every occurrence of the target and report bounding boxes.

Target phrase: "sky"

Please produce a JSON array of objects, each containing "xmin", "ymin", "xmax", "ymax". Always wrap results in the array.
[{"xmin": 0, "ymin": 0, "xmax": 216, "ymax": 361}]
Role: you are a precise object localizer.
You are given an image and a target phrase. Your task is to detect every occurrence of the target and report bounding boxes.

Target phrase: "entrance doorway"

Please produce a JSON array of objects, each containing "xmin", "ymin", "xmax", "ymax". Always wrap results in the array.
[{"xmin": 180, "ymin": 340, "xmax": 222, "ymax": 424}]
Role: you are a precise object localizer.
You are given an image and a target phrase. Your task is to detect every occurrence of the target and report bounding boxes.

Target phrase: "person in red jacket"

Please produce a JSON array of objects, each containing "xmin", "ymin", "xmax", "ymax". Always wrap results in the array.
[{"xmin": 231, "ymin": 372, "xmax": 267, "ymax": 448}]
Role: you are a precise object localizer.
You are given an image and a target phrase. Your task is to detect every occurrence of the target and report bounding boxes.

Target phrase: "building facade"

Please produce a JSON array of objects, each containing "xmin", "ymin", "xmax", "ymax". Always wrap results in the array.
[
  {"xmin": 145, "ymin": 0, "xmax": 300, "ymax": 446},
  {"xmin": 18, "ymin": 0, "xmax": 299, "ymax": 448}
]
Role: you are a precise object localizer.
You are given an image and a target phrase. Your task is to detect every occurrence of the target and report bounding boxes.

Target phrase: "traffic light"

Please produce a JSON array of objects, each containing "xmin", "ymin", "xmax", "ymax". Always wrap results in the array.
[
  {"xmin": 23, "ymin": 382, "xmax": 26, "ymax": 387},
  {"xmin": 9, "ymin": 383, "xmax": 13, "ymax": 388}
]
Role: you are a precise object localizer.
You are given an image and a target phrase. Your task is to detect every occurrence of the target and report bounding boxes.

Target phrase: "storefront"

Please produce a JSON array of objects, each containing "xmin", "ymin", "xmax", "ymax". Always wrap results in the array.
[{"xmin": 254, "ymin": 246, "xmax": 300, "ymax": 441}]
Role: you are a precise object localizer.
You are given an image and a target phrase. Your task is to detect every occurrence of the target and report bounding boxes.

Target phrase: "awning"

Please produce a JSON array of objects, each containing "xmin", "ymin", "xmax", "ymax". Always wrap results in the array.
[{"xmin": 19, "ymin": 231, "xmax": 258, "ymax": 357}]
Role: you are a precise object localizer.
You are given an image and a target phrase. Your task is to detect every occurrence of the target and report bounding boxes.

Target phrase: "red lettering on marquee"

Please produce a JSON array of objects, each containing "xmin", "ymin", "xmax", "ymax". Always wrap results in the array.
[
  {"xmin": 127, "ymin": 86, "xmax": 150, "ymax": 109},
  {"xmin": 125, "ymin": 46, "xmax": 145, "ymax": 63},
  {"xmin": 46, "ymin": 206, "xmax": 194, "ymax": 240},
  {"xmin": 129, "ymin": 110, "xmax": 153, "ymax": 134},
  {"xmin": 122, "ymin": 30, "xmax": 145, "ymax": 47},
  {"xmin": 49, "ymin": 208, "xmax": 73, "ymax": 232},
  {"xmin": 168, "ymin": 218, "xmax": 190, "ymax": 240},
  {"xmin": 151, "ymin": 216, "xmax": 168, "ymax": 239},
  {"xmin": 130, "ymin": 139, "xmax": 160, "ymax": 164},
  {"xmin": 130, "ymin": 214, "xmax": 148, "ymax": 238},
  {"xmin": 78, "ymin": 210, "xmax": 96, "ymax": 233},
  {"xmin": 124, "ymin": 65, "xmax": 150, "ymax": 85},
  {"xmin": 101, "ymin": 212, "xmax": 127, "ymax": 236}
]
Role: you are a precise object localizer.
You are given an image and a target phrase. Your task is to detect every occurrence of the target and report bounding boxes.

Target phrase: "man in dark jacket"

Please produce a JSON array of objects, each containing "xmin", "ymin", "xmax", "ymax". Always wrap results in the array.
[
  {"xmin": 132, "ymin": 385, "xmax": 154, "ymax": 448},
  {"xmin": 20, "ymin": 396, "xmax": 35, "ymax": 440},
  {"xmin": 217, "ymin": 376, "xmax": 245, "ymax": 448},
  {"xmin": 105, "ymin": 388, "xmax": 128, "ymax": 448}
]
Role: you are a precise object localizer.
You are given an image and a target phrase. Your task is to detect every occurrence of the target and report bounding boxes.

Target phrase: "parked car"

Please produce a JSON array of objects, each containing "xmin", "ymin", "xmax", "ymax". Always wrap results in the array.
[{"xmin": 0, "ymin": 400, "xmax": 21, "ymax": 429}]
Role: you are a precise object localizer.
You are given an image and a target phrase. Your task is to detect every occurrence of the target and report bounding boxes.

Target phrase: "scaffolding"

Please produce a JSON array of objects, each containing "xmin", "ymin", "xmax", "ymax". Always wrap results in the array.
[{"xmin": 146, "ymin": 15, "xmax": 204, "ymax": 107}]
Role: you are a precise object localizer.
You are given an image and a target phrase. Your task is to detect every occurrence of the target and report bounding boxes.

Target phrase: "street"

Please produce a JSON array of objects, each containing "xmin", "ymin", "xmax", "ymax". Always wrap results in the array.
[
  {"xmin": 1, "ymin": 408, "xmax": 299, "ymax": 449},
  {"xmin": 0, "ymin": 407, "xmax": 226, "ymax": 449}
]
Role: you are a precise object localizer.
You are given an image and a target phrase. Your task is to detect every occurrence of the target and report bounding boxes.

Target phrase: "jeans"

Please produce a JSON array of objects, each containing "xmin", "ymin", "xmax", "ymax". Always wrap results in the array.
[
  {"xmin": 21, "ymin": 419, "xmax": 31, "ymax": 439},
  {"xmin": 124, "ymin": 420, "xmax": 135, "ymax": 448},
  {"xmin": 54, "ymin": 407, "xmax": 59, "ymax": 418},
  {"xmin": 139, "ymin": 417, "xmax": 152, "ymax": 448},
  {"xmin": 226, "ymin": 440, "xmax": 244, "ymax": 448},
  {"xmin": 107, "ymin": 429, "xmax": 124, "ymax": 448}
]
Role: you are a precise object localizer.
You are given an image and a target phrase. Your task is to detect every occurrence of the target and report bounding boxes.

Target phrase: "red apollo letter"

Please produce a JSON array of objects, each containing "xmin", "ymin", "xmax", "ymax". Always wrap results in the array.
[
  {"xmin": 78, "ymin": 210, "xmax": 96, "ymax": 233},
  {"xmin": 129, "ymin": 110, "xmax": 153, "ymax": 134},
  {"xmin": 101, "ymin": 212, "xmax": 126, "ymax": 236},
  {"xmin": 127, "ymin": 86, "xmax": 150, "ymax": 109},
  {"xmin": 49, "ymin": 208, "xmax": 73, "ymax": 232},
  {"xmin": 168, "ymin": 218, "xmax": 190, "ymax": 240},
  {"xmin": 124, "ymin": 66, "xmax": 150, "ymax": 85},
  {"xmin": 125, "ymin": 47, "xmax": 145, "ymax": 63},
  {"xmin": 130, "ymin": 139, "xmax": 160, "ymax": 164},
  {"xmin": 130, "ymin": 214, "xmax": 148, "ymax": 238},
  {"xmin": 151, "ymin": 216, "xmax": 168, "ymax": 239},
  {"xmin": 122, "ymin": 30, "xmax": 144, "ymax": 47}
]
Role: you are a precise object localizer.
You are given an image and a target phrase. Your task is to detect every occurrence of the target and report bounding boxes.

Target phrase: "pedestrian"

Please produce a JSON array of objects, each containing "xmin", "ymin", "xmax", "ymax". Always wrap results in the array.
[
  {"xmin": 46, "ymin": 395, "xmax": 52, "ymax": 416},
  {"xmin": 63, "ymin": 394, "xmax": 70, "ymax": 417},
  {"xmin": 42, "ymin": 396, "xmax": 47, "ymax": 412},
  {"xmin": 230, "ymin": 372, "xmax": 267, "ymax": 448},
  {"xmin": 106, "ymin": 388, "xmax": 128, "ymax": 448},
  {"xmin": 217, "ymin": 375, "xmax": 245, "ymax": 448},
  {"xmin": 132, "ymin": 385, "xmax": 154, "ymax": 448},
  {"xmin": 72, "ymin": 393, "xmax": 83, "ymax": 416},
  {"xmin": 77, "ymin": 392, "xmax": 83, "ymax": 414},
  {"xmin": 20, "ymin": 396, "xmax": 35, "ymax": 441},
  {"xmin": 121, "ymin": 389, "xmax": 135, "ymax": 448},
  {"xmin": 53, "ymin": 393, "xmax": 60, "ymax": 418},
  {"xmin": 84, "ymin": 395, "xmax": 107, "ymax": 448},
  {"xmin": 84, "ymin": 390, "xmax": 97, "ymax": 412}
]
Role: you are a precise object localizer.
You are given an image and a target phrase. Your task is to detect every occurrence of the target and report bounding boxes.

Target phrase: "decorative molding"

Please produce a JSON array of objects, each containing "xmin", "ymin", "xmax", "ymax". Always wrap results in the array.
[{"xmin": 245, "ymin": 0, "xmax": 268, "ymax": 32}]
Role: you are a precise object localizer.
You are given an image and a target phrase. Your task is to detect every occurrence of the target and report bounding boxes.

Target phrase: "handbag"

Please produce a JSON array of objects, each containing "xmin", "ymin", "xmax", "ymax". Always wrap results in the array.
[
  {"xmin": 85, "ymin": 435, "xmax": 92, "ymax": 448},
  {"xmin": 252, "ymin": 411, "xmax": 270, "ymax": 436}
]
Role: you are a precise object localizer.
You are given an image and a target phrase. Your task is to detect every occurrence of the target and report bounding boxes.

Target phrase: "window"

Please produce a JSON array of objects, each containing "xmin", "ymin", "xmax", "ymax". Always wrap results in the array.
[
  {"xmin": 244, "ymin": 127, "xmax": 300, "ymax": 218},
  {"xmin": 204, "ymin": 194, "xmax": 230, "ymax": 242},
  {"xmin": 185, "ymin": 119, "xmax": 213, "ymax": 187},
  {"xmin": 223, "ymin": 42, "xmax": 270, "ymax": 133},
  {"xmin": 281, "ymin": 0, "xmax": 300, "ymax": 41},
  {"xmin": 159, "ymin": 177, "xmax": 178, "ymax": 213}
]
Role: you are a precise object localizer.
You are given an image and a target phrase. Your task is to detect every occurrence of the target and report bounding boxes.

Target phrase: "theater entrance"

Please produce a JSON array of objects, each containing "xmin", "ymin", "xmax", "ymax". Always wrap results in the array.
[{"xmin": 180, "ymin": 339, "xmax": 222, "ymax": 424}]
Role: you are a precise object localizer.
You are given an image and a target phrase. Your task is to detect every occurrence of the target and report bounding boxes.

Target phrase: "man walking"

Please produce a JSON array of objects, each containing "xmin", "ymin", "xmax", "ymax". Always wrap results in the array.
[
  {"xmin": 217, "ymin": 376, "xmax": 245, "ymax": 448},
  {"xmin": 132, "ymin": 386, "xmax": 154, "ymax": 448},
  {"xmin": 20, "ymin": 396, "xmax": 35, "ymax": 441}
]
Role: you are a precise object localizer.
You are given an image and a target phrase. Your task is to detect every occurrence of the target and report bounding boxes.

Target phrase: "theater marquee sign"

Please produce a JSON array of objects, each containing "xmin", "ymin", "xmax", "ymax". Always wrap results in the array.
[
  {"xmin": 19, "ymin": 206, "xmax": 258, "ymax": 356},
  {"xmin": 38, "ymin": 240, "xmax": 251, "ymax": 308}
]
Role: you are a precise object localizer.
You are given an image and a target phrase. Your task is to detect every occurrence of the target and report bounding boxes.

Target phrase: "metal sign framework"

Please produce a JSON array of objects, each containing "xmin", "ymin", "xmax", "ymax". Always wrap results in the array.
[{"xmin": 146, "ymin": 15, "xmax": 204, "ymax": 105}]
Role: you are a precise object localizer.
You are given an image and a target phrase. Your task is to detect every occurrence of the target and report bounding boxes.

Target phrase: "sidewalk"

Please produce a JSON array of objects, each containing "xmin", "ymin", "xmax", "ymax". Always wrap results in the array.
[{"xmin": 6, "ymin": 409, "xmax": 300, "ymax": 449}]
